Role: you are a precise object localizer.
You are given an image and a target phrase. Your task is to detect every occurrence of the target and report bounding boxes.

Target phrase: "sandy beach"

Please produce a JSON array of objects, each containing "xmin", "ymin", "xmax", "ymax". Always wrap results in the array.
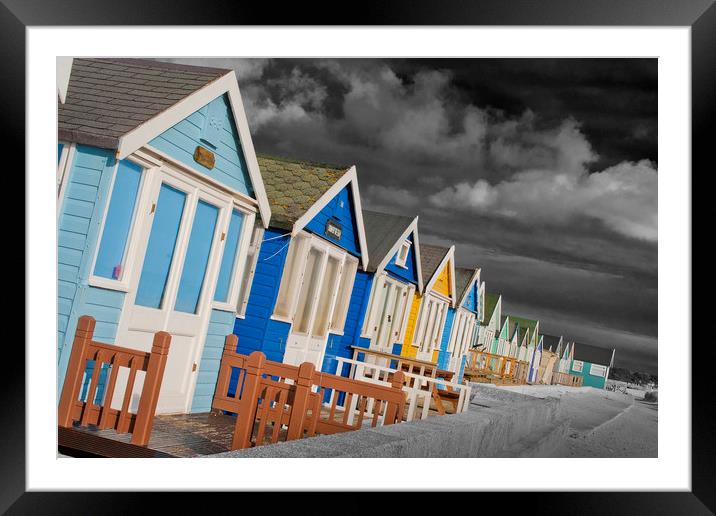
[{"xmin": 497, "ymin": 384, "xmax": 658, "ymax": 457}]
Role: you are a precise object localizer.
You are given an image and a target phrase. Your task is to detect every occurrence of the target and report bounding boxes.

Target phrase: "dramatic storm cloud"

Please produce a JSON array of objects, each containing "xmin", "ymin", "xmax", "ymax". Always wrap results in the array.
[{"xmin": 159, "ymin": 58, "xmax": 658, "ymax": 373}]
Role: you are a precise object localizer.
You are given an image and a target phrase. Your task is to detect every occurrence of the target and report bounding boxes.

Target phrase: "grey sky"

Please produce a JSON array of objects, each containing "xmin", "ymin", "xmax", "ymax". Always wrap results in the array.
[{"xmin": 159, "ymin": 57, "xmax": 658, "ymax": 373}]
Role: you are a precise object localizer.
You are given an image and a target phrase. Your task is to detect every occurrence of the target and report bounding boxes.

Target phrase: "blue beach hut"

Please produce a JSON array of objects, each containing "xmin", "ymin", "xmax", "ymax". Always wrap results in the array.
[
  {"xmin": 231, "ymin": 155, "xmax": 370, "ymax": 378},
  {"xmin": 56, "ymin": 58, "xmax": 272, "ymax": 415}
]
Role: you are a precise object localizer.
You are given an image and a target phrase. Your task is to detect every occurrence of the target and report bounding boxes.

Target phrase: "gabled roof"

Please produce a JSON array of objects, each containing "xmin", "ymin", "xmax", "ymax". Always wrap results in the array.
[
  {"xmin": 542, "ymin": 334, "xmax": 562, "ymax": 353},
  {"xmin": 507, "ymin": 315, "xmax": 538, "ymax": 343},
  {"xmin": 258, "ymin": 154, "xmax": 370, "ymax": 270},
  {"xmin": 259, "ymin": 155, "xmax": 348, "ymax": 230},
  {"xmin": 455, "ymin": 266, "xmax": 480, "ymax": 308},
  {"xmin": 419, "ymin": 244, "xmax": 456, "ymax": 301},
  {"xmin": 484, "ymin": 292, "xmax": 500, "ymax": 325},
  {"xmin": 362, "ymin": 210, "xmax": 423, "ymax": 292},
  {"xmin": 58, "ymin": 57, "xmax": 272, "ymax": 226},
  {"xmin": 59, "ymin": 58, "xmax": 230, "ymax": 150},
  {"xmin": 572, "ymin": 342, "xmax": 615, "ymax": 366}
]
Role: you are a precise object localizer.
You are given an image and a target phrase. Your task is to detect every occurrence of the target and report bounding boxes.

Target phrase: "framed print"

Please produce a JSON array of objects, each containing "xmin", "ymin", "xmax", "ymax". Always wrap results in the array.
[{"xmin": 7, "ymin": 0, "xmax": 712, "ymax": 512}]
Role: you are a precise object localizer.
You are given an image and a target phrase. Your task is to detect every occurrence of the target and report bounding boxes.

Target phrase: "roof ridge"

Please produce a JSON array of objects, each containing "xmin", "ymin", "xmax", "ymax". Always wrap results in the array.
[
  {"xmin": 87, "ymin": 58, "xmax": 232, "ymax": 76},
  {"xmin": 257, "ymin": 152, "xmax": 350, "ymax": 171}
]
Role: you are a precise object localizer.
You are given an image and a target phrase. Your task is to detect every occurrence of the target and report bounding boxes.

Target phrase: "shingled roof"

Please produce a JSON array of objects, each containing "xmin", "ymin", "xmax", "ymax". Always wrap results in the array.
[
  {"xmin": 420, "ymin": 244, "xmax": 450, "ymax": 285},
  {"xmin": 454, "ymin": 267, "xmax": 476, "ymax": 304},
  {"xmin": 257, "ymin": 154, "xmax": 350, "ymax": 231},
  {"xmin": 572, "ymin": 342, "xmax": 615, "ymax": 366},
  {"xmin": 58, "ymin": 58, "xmax": 231, "ymax": 149},
  {"xmin": 362, "ymin": 210, "xmax": 415, "ymax": 273}
]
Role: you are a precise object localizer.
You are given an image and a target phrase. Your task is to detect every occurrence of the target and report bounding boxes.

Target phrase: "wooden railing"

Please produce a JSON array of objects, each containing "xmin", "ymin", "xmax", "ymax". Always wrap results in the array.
[
  {"xmin": 348, "ymin": 345, "xmax": 453, "ymax": 379},
  {"xmin": 213, "ymin": 335, "xmax": 407, "ymax": 450},
  {"xmin": 463, "ymin": 349, "xmax": 528, "ymax": 385},
  {"xmin": 58, "ymin": 315, "xmax": 171, "ymax": 446},
  {"xmin": 552, "ymin": 372, "xmax": 584, "ymax": 387},
  {"xmin": 334, "ymin": 356, "xmax": 471, "ymax": 419}
]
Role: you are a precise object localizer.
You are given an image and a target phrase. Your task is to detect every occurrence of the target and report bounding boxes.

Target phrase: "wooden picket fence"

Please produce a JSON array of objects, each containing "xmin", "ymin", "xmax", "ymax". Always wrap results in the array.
[
  {"xmin": 552, "ymin": 371, "xmax": 584, "ymax": 387},
  {"xmin": 462, "ymin": 349, "xmax": 528, "ymax": 385},
  {"xmin": 58, "ymin": 315, "xmax": 171, "ymax": 447},
  {"xmin": 212, "ymin": 335, "xmax": 407, "ymax": 450}
]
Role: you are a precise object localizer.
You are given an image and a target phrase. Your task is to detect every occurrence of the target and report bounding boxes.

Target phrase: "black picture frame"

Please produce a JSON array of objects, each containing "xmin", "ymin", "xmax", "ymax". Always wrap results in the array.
[{"xmin": 6, "ymin": 0, "xmax": 711, "ymax": 513}]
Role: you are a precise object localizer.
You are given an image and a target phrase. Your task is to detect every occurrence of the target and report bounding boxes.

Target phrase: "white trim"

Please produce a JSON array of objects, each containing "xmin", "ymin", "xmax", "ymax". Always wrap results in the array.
[
  {"xmin": 114, "ymin": 72, "xmax": 272, "ymax": 229},
  {"xmin": 456, "ymin": 267, "xmax": 481, "ymax": 310},
  {"xmin": 57, "ymin": 57, "xmax": 73, "ymax": 104},
  {"xmin": 140, "ymin": 145, "xmax": 259, "ymax": 213},
  {"xmin": 373, "ymin": 215, "xmax": 423, "ymax": 293},
  {"xmin": 211, "ymin": 208, "xmax": 257, "ymax": 312},
  {"xmin": 291, "ymin": 166, "xmax": 370, "ymax": 271},
  {"xmin": 422, "ymin": 245, "xmax": 456, "ymax": 307},
  {"xmin": 56, "ymin": 142, "xmax": 76, "ymax": 217},
  {"xmin": 87, "ymin": 157, "xmax": 154, "ymax": 291}
]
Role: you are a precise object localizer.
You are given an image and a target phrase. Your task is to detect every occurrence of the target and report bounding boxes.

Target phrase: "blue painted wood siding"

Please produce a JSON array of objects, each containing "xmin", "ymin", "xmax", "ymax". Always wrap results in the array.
[
  {"xmin": 384, "ymin": 232, "xmax": 418, "ymax": 286},
  {"xmin": 321, "ymin": 271, "xmax": 373, "ymax": 375},
  {"xmin": 569, "ymin": 360, "xmax": 608, "ymax": 389},
  {"xmin": 190, "ymin": 309, "xmax": 236, "ymax": 412},
  {"xmin": 461, "ymin": 281, "xmax": 478, "ymax": 313},
  {"xmin": 232, "ymin": 229, "xmax": 292, "ymax": 363},
  {"xmin": 304, "ymin": 185, "xmax": 361, "ymax": 257},
  {"xmin": 437, "ymin": 307, "xmax": 456, "ymax": 369},
  {"xmin": 149, "ymin": 94, "xmax": 254, "ymax": 197},
  {"xmin": 57, "ymin": 145, "xmax": 121, "ymax": 392}
]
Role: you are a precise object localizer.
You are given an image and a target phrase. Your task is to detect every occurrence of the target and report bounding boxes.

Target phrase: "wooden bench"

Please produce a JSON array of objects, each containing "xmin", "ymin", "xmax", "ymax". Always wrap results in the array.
[
  {"xmin": 58, "ymin": 315, "xmax": 171, "ymax": 453},
  {"xmin": 212, "ymin": 335, "xmax": 407, "ymax": 451}
]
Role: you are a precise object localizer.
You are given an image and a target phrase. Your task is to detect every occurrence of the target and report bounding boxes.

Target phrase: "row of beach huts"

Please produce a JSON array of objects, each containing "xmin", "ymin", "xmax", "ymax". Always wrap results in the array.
[{"xmin": 55, "ymin": 58, "xmax": 616, "ymax": 454}]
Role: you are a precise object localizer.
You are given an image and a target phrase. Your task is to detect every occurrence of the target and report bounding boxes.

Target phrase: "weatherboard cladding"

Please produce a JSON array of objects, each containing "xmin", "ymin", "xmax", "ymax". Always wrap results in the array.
[
  {"xmin": 455, "ymin": 267, "xmax": 478, "ymax": 313},
  {"xmin": 149, "ymin": 93, "xmax": 254, "ymax": 196},
  {"xmin": 232, "ymin": 228, "xmax": 292, "ymax": 363},
  {"xmin": 59, "ymin": 58, "xmax": 230, "ymax": 149},
  {"xmin": 57, "ymin": 145, "xmax": 121, "ymax": 391},
  {"xmin": 384, "ymin": 233, "xmax": 418, "ymax": 285},
  {"xmin": 321, "ymin": 271, "xmax": 373, "ymax": 375}
]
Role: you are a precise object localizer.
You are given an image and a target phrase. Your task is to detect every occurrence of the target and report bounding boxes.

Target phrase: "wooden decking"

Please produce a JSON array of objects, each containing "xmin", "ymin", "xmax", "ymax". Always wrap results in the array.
[{"xmin": 63, "ymin": 395, "xmax": 456, "ymax": 458}]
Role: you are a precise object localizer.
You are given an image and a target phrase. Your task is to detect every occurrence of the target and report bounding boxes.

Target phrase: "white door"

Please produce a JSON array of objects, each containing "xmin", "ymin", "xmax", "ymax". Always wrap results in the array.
[
  {"xmin": 115, "ymin": 169, "xmax": 231, "ymax": 414},
  {"xmin": 414, "ymin": 294, "xmax": 449, "ymax": 362},
  {"xmin": 368, "ymin": 276, "xmax": 411, "ymax": 353},
  {"xmin": 284, "ymin": 239, "xmax": 346, "ymax": 369}
]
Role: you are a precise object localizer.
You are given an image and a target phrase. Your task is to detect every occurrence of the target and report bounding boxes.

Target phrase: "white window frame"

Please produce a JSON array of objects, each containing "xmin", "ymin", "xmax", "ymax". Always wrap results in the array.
[
  {"xmin": 589, "ymin": 363, "xmax": 607, "ymax": 377},
  {"xmin": 395, "ymin": 240, "xmax": 411, "ymax": 269},
  {"xmin": 211, "ymin": 205, "xmax": 257, "ymax": 313},
  {"xmin": 573, "ymin": 360, "xmax": 584, "ymax": 373},
  {"xmin": 272, "ymin": 232, "xmax": 356, "ymax": 336},
  {"xmin": 233, "ymin": 223, "xmax": 265, "ymax": 318},
  {"xmin": 413, "ymin": 292, "xmax": 449, "ymax": 353},
  {"xmin": 87, "ymin": 155, "xmax": 154, "ymax": 293},
  {"xmin": 329, "ymin": 253, "xmax": 358, "ymax": 334}
]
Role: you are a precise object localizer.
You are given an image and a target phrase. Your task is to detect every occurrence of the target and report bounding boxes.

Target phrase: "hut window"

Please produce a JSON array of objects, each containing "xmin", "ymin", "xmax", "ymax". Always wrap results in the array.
[
  {"xmin": 274, "ymin": 233, "xmax": 311, "ymax": 320},
  {"xmin": 93, "ymin": 159, "xmax": 144, "ymax": 281},
  {"xmin": 329, "ymin": 255, "xmax": 358, "ymax": 333},
  {"xmin": 395, "ymin": 240, "xmax": 411, "ymax": 268},
  {"xmin": 214, "ymin": 209, "xmax": 246, "ymax": 304},
  {"xmin": 235, "ymin": 224, "xmax": 264, "ymax": 317},
  {"xmin": 573, "ymin": 360, "xmax": 584, "ymax": 373},
  {"xmin": 174, "ymin": 200, "xmax": 219, "ymax": 314}
]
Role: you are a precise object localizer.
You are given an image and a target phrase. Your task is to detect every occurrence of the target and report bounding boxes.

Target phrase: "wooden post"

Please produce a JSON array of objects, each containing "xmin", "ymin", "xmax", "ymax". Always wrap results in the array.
[
  {"xmin": 131, "ymin": 330, "xmax": 171, "ymax": 446},
  {"xmin": 230, "ymin": 351, "xmax": 265, "ymax": 450},
  {"xmin": 215, "ymin": 334, "xmax": 238, "ymax": 399},
  {"xmin": 384, "ymin": 371, "xmax": 405, "ymax": 425},
  {"xmin": 286, "ymin": 361, "xmax": 315, "ymax": 441},
  {"xmin": 58, "ymin": 316, "xmax": 95, "ymax": 428}
]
